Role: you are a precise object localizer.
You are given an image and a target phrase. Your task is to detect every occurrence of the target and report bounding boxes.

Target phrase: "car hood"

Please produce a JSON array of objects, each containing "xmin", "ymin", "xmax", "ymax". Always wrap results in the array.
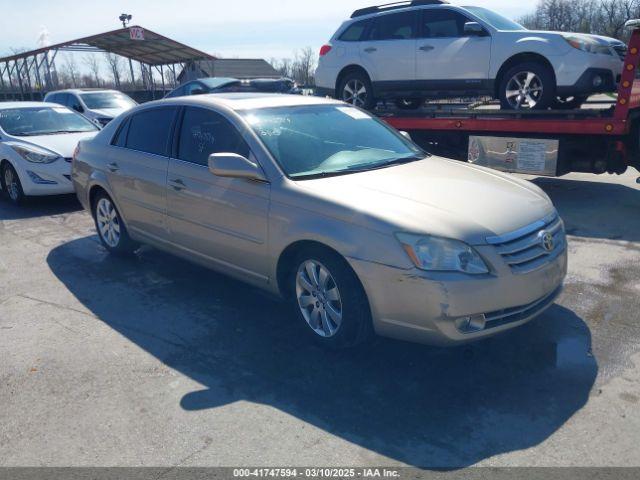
[
  {"xmin": 7, "ymin": 131, "xmax": 98, "ymax": 158},
  {"xmin": 525, "ymin": 29, "xmax": 620, "ymax": 45},
  {"xmin": 293, "ymin": 157, "xmax": 555, "ymax": 245},
  {"xmin": 88, "ymin": 107, "xmax": 130, "ymax": 119}
]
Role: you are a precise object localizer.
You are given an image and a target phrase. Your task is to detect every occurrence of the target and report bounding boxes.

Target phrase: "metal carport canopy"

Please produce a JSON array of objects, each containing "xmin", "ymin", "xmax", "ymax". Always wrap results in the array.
[{"xmin": 0, "ymin": 25, "xmax": 215, "ymax": 65}]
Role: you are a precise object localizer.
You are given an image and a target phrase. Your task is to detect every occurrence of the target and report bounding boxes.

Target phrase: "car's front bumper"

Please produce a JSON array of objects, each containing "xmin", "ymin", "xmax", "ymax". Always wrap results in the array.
[
  {"xmin": 16, "ymin": 158, "xmax": 75, "ymax": 196},
  {"xmin": 348, "ymin": 246, "xmax": 568, "ymax": 346},
  {"xmin": 554, "ymin": 50, "xmax": 623, "ymax": 94}
]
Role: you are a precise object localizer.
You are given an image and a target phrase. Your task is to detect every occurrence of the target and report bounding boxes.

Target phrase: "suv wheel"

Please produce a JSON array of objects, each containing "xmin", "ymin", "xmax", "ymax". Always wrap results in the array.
[
  {"xmin": 499, "ymin": 62, "xmax": 556, "ymax": 110},
  {"xmin": 338, "ymin": 71, "xmax": 376, "ymax": 110},
  {"xmin": 290, "ymin": 247, "xmax": 372, "ymax": 348},
  {"xmin": 395, "ymin": 98, "xmax": 424, "ymax": 110},
  {"xmin": 1, "ymin": 163, "xmax": 25, "ymax": 205},
  {"xmin": 93, "ymin": 192, "xmax": 137, "ymax": 254}
]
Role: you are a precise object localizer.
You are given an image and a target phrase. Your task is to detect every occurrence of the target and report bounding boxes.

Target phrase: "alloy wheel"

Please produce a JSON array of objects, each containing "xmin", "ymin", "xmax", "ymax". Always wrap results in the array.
[
  {"xmin": 342, "ymin": 79, "xmax": 368, "ymax": 108},
  {"xmin": 96, "ymin": 197, "xmax": 121, "ymax": 248},
  {"xmin": 505, "ymin": 71, "xmax": 544, "ymax": 109},
  {"xmin": 296, "ymin": 260, "xmax": 343, "ymax": 338},
  {"xmin": 4, "ymin": 167, "xmax": 19, "ymax": 202}
]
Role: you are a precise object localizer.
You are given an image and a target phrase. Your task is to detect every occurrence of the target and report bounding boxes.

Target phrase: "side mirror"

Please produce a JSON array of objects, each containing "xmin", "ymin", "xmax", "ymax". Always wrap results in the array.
[
  {"xmin": 208, "ymin": 153, "xmax": 267, "ymax": 182},
  {"xmin": 464, "ymin": 22, "xmax": 486, "ymax": 36},
  {"xmin": 73, "ymin": 104, "xmax": 84, "ymax": 113},
  {"xmin": 399, "ymin": 130, "xmax": 412, "ymax": 141}
]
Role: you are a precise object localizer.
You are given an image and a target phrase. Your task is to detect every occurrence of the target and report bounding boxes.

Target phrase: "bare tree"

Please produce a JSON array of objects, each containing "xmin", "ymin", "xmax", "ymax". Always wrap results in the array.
[
  {"xmin": 519, "ymin": 0, "xmax": 640, "ymax": 39},
  {"xmin": 62, "ymin": 55, "xmax": 79, "ymax": 88},
  {"xmin": 104, "ymin": 52, "xmax": 123, "ymax": 88},
  {"xmin": 292, "ymin": 47, "xmax": 316, "ymax": 86},
  {"xmin": 83, "ymin": 54, "xmax": 101, "ymax": 87}
]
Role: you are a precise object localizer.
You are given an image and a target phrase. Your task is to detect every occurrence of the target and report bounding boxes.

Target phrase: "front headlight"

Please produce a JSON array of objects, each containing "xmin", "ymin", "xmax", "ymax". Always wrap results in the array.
[
  {"xmin": 10, "ymin": 145, "xmax": 61, "ymax": 164},
  {"xmin": 564, "ymin": 35, "xmax": 611, "ymax": 55},
  {"xmin": 396, "ymin": 233, "xmax": 489, "ymax": 275}
]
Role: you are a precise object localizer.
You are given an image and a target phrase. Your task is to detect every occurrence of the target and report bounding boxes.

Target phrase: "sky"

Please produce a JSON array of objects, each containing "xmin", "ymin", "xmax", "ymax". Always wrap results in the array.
[{"xmin": 0, "ymin": 0, "xmax": 533, "ymax": 60}]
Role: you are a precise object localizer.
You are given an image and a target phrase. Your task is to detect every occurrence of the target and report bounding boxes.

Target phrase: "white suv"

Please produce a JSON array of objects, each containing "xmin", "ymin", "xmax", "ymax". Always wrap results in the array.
[
  {"xmin": 44, "ymin": 89, "xmax": 137, "ymax": 127},
  {"xmin": 315, "ymin": 0, "xmax": 625, "ymax": 110}
]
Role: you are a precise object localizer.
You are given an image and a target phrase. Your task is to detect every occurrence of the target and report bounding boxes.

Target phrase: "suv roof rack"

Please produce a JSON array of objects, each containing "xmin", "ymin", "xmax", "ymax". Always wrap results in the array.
[{"xmin": 351, "ymin": 0, "xmax": 448, "ymax": 18}]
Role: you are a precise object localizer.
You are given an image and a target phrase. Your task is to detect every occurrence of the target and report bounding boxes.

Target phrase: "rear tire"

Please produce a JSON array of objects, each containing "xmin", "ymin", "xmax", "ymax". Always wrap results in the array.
[
  {"xmin": 92, "ymin": 191, "xmax": 137, "ymax": 254},
  {"xmin": 1, "ymin": 163, "xmax": 25, "ymax": 205},
  {"xmin": 394, "ymin": 98, "xmax": 424, "ymax": 110},
  {"xmin": 499, "ymin": 61, "xmax": 556, "ymax": 110},
  {"xmin": 337, "ymin": 70, "xmax": 376, "ymax": 110},
  {"xmin": 288, "ymin": 246, "xmax": 372, "ymax": 349}
]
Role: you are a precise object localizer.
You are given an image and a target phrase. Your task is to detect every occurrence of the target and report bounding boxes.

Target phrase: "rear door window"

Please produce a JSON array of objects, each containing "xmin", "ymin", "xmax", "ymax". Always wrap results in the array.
[
  {"xmin": 177, "ymin": 107, "xmax": 249, "ymax": 166},
  {"xmin": 125, "ymin": 107, "xmax": 178, "ymax": 156},
  {"xmin": 369, "ymin": 11, "xmax": 417, "ymax": 40}
]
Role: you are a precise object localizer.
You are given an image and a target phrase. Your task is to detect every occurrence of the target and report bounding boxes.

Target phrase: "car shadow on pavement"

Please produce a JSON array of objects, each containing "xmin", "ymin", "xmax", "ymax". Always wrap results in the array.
[
  {"xmin": 0, "ymin": 194, "xmax": 82, "ymax": 220},
  {"xmin": 47, "ymin": 236, "xmax": 597, "ymax": 468},
  {"xmin": 533, "ymin": 177, "xmax": 640, "ymax": 243}
]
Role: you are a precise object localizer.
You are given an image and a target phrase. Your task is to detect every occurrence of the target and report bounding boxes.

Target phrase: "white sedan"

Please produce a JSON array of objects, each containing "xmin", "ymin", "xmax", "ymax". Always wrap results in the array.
[{"xmin": 0, "ymin": 102, "xmax": 99, "ymax": 205}]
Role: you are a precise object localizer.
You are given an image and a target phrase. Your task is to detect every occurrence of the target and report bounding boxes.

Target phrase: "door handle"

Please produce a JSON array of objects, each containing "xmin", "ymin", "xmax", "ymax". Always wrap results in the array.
[
  {"xmin": 169, "ymin": 178, "xmax": 185, "ymax": 191},
  {"xmin": 419, "ymin": 45, "xmax": 435, "ymax": 52},
  {"xmin": 364, "ymin": 47, "xmax": 377, "ymax": 53},
  {"xmin": 107, "ymin": 162, "xmax": 119, "ymax": 172}
]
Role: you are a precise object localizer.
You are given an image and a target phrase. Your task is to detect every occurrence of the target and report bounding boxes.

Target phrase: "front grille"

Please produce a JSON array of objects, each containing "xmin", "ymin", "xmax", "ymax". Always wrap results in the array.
[
  {"xmin": 484, "ymin": 286, "xmax": 562, "ymax": 330},
  {"xmin": 486, "ymin": 212, "xmax": 566, "ymax": 275},
  {"xmin": 614, "ymin": 45, "xmax": 628, "ymax": 61}
]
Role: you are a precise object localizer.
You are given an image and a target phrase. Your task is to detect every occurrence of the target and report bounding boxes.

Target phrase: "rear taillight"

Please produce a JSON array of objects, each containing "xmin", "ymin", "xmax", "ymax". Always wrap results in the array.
[{"xmin": 319, "ymin": 45, "xmax": 332, "ymax": 57}]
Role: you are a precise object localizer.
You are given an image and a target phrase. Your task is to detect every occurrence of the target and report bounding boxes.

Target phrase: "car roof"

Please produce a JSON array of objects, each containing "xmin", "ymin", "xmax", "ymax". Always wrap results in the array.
[
  {"xmin": 45, "ymin": 88, "xmax": 122, "ymax": 95},
  {"xmin": 0, "ymin": 101, "xmax": 62, "ymax": 109},
  {"xmin": 154, "ymin": 93, "xmax": 344, "ymax": 111}
]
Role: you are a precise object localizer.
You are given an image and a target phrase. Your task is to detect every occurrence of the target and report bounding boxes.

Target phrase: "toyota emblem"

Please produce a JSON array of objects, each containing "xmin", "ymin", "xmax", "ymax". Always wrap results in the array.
[{"xmin": 539, "ymin": 230, "xmax": 554, "ymax": 252}]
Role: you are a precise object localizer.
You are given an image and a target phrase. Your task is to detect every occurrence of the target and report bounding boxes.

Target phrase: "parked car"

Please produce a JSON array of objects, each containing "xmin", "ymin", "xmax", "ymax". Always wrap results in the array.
[
  {"xmin": 72, "ymin": 93, "xmax": 567, "ymax": 348},
  {"xmin": 164, "ymin": 77, "xmax": 300, "ymax": 98},
  {"xmin": 314, "ymin": 0, "xmax": 625, "ymax": 110},
  {"xmin": 44, "ymin": 89, "xmax": 138, "ymax": 126},
  {"xmin": 0, "ymin": 102, "xmax": 99, "ymax": 205}
]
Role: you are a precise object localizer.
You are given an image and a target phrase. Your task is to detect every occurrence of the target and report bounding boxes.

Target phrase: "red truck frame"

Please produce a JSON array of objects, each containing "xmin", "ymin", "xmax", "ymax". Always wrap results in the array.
[{"xmin": 381, "ymin": 22, "xmax": 640, "ymax": 177}]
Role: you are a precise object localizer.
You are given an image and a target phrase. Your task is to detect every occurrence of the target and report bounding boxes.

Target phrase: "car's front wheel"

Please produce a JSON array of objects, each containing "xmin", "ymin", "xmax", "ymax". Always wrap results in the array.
[
  {"xmin": 92, "ymin": 192, "xmax": 137, "ymax": 254},
  {"xmin": 499, "ymin": 62, "xmax": 556, "ymax": 110},
  {"xmin": 1, "ymin": 163, "xmax": 25, "ymax": 205},
  {"xmin": 290, "ymin": 247, "xmax": 372, "ymax": 348},
  {"xmin": 338, "ymin": 71, "xmax": 376, "ymax": 110}
]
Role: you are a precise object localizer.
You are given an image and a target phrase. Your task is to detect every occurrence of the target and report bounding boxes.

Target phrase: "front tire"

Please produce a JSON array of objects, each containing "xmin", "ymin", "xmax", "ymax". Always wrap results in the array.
[
  {"xmin": 499, "ymin": 62, "xmax": 556, "ymax": 110},
  {"xmin": 92, "ymin": 192, "xmax": 137, "ymax": 254},
  {"xmin": 337, "ymin": 71, "xmax": 376, "ymax": 110},
  {"xmin": 1, "ymin": 163, "xmax": 25, "ymax": 205},
  {"xmin": 289, "ymin": 247, "xmax": 372, "ymax": 348}
]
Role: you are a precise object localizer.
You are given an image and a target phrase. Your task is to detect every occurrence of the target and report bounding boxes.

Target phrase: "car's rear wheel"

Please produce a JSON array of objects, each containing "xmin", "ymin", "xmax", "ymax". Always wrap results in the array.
[
  {"xmin": 499, "ymin": 62, "xmax": 556, "ymax": 110},
  {"xmin": 394, "ymin": 98, "xmax": 424, "ymax": 110},
  {"xmin": 338, "ymin": 71, "xmax": 376, "ymax": 110},
  {"xmin": 1, "ymin": 163, "xmax": 25, "ymax": 205},
  {"xmin": 290, "ymin": 247, "xmax": 372, "ymax": 348},
  {"xmin": 92, "ymin": 192, "xmax": 137, "ymax": 254}
]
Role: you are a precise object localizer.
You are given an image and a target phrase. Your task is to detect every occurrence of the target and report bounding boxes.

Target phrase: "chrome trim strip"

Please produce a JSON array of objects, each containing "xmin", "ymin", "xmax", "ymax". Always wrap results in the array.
[{"xmin": 486, "ymin": 211, "xmax": 558, "ymax": 245}]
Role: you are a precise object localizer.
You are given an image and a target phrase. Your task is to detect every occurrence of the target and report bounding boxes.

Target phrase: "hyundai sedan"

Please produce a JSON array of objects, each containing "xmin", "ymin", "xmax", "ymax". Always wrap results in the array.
[{"xmin": 72, "ymin": 93, "xmax": 567, "ymax": 347}]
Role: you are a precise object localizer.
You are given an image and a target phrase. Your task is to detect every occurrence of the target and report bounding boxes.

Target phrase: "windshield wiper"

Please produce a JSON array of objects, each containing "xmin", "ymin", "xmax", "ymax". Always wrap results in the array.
[{"xmin": 344, "ymin": 155, "xmax": 428, "ymax": 174}]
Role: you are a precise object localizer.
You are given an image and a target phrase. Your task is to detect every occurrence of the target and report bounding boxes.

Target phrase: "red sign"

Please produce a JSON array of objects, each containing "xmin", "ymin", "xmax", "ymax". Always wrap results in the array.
[{"xmin": 129, "ymin": 27, "xmax": 145, "ymax": 41}]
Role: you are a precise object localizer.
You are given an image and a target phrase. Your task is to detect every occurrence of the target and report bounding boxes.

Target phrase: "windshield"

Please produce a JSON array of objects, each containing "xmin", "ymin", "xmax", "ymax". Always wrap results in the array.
[
  {"xmin": 79, "ymin": 91, "xmax": 137, "ymax": 110},
  {"xmin": 242, "ymin": 105, "xmax": 426, "ymax": 179},
  {"xmin": 463, "ymin": 6, "xmax": 526, "ymax": 31},
  {"xmin": 0, "ymin": 106, "xmax": 99, "ymax": 136}
]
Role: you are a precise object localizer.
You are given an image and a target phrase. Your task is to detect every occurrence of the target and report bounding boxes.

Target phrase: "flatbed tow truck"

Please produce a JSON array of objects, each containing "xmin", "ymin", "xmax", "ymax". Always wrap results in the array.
[{"xmin": 378, "ymin": 20, "xmax": 640, "ymax": 180}]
